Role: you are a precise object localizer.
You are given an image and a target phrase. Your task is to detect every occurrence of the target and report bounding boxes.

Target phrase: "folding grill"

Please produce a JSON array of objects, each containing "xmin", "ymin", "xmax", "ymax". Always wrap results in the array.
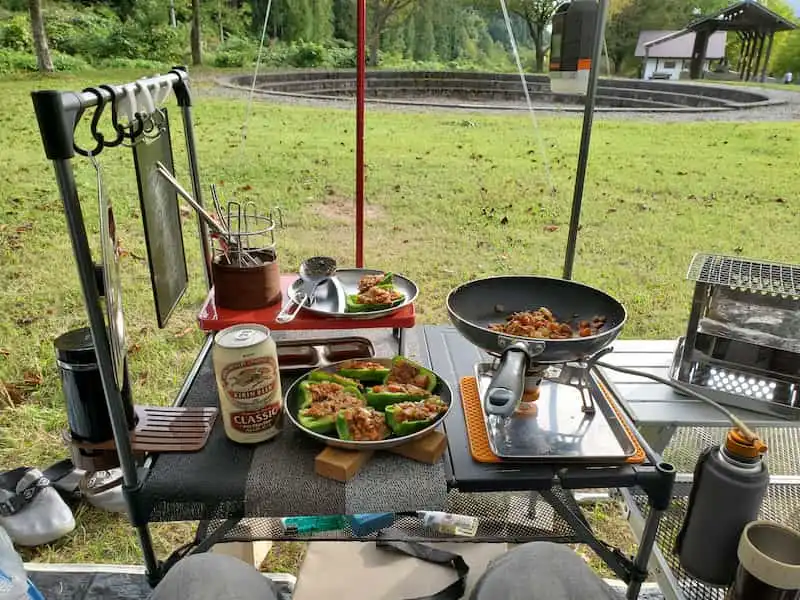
[{"xmin": 671, "ymin": 253, "xmax": 800, "ymax": 420}]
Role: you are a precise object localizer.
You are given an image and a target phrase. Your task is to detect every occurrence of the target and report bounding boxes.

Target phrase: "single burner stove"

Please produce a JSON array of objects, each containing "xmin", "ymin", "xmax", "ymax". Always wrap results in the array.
[{"xmin": 475, "ymin": 361, "xmax": 639, "ymax": 463}]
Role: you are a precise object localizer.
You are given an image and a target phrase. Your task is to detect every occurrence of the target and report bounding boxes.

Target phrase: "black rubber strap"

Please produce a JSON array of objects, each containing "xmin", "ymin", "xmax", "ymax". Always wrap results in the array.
[
  {"xmin": 376, "ymin": 533, "xmax": 470, "ymax": 600},
  {"xmin": 0, "ymin": 475, "xmax": 50, "ymax": 517}
]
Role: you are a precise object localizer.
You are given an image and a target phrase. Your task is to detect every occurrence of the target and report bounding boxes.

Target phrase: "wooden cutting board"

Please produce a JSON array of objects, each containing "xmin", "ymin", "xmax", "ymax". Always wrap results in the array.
[{"xmin": 315, "ymin": 431, "xmax": 447, "ymax": 482}]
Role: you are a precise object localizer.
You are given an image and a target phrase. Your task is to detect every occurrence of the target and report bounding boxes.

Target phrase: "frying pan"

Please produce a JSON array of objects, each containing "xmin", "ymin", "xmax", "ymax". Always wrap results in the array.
[{"xmin": 446, "ymin": 276, "xmax": 626, "ymax": 417}]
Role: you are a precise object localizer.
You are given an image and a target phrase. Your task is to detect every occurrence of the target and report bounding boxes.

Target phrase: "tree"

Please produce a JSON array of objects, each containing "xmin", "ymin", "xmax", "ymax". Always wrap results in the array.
[
  {"xmin": 191, "ymin": 0, "xmax": 202, "ymax": 65},
  {"xmin": 475, "ymin": 0, "xmax": 558, "ymax": 72},
  {"xmin": 367, "ymin": 0, "xmax": 418, "ymax": 65},
  {"xmin": 413, "ymin": 1, "xmax": 435, "ymax": 60},
  {"xmin": 28, "ymin": 0, "xmax": 53, "ymax": 72}
]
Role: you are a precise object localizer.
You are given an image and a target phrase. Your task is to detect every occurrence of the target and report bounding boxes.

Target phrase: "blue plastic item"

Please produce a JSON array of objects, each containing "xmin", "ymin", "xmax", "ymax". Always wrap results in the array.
[{"xmin": 347, "ymin": 513, "xmax": 395, "ymax": 536}]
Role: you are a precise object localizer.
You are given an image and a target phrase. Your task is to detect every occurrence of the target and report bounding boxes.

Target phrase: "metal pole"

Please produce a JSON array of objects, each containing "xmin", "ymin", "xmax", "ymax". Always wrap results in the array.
[
  {"xmin": 179, "ymin": 104, "xmax": 214, "ymax": 288},
  {"xmin": 51, "ymin": 159, "xmax": 160, "ymax": 579},
  {"xmin": 562, "ymin": 0, "xmax": 608, "ymax": 281},
  {"xmin": 627, "ymin": 507, "xmax": 664, "ymax": 599},
  {"xmin": 355, "ymin": 0, "xmax": 366, "ymax": 268}
]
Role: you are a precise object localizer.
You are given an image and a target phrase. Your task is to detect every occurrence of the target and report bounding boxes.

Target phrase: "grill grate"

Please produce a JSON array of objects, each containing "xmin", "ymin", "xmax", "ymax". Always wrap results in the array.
[
  {"xmin": 686, "ymin": 253, "xmax": 800, "ymax": 298},
  {"xmin": 632, "ymin": 482, "xmax": 800, "ymax": 600}
]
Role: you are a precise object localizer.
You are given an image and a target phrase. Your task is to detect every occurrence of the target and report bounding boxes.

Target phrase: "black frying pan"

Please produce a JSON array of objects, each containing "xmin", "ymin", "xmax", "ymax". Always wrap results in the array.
[{"xmin": 446, "ymin": 276, "xmax": 627, "ymax": 417}]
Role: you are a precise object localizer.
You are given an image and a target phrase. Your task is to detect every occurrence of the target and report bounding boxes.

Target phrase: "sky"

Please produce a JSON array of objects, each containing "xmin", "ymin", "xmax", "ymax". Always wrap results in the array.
[{"xmin": 787, "ymin": 0, "xmax": 800, "ymax": 15}]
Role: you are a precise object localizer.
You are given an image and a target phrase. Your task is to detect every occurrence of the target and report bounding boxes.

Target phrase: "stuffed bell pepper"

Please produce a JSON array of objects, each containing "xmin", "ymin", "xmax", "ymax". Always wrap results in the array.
[
  {"xmin": 337, "ymin": 360, "xmax": 391, "ymax": 382},
  {"xmin": 366, "ymin": 382, "xmax": 430, "ymax": 411},
  {"xmin": 307, "ymin": 370, "xmax": 363, "ymax": 390},
  {"xmin": 384, "ymin": 356, "xmax": 437, "ymax": 393},
  {"xmin": 346, "ymin": 272, "xmax": 404, "ymax": 313},
  {"xmin": 297, "ymin": 381, "xmax": 365, "ymax": 434},
  {"xmin": 385, "ymin": 397, "xmax": 448, "ymax": 436},
  {"xmin": 336, "ymin": 406, "xmax": 390, "ymax": 441}
]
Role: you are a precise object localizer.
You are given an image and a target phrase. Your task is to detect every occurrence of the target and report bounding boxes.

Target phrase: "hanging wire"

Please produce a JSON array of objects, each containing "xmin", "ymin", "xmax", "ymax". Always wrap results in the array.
[
  {"xmin": 498, "ymin": 0, "xmax": 557, "ymax": 196},
  {"xmin": 237, "ymin": 0, "xmax": 274, "ymax": 167}
]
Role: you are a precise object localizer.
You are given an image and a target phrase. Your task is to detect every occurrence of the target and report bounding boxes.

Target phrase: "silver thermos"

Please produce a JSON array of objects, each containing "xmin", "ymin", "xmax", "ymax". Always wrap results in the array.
[{"xmin": 675, "ymin": 429, "xmax": 769, "ymax": 587}]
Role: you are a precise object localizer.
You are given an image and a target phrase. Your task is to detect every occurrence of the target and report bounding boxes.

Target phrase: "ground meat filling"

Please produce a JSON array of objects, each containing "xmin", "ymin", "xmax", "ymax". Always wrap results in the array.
[
  {"xmin": 303, "ymin": 394, "xmax": 363, "ymax": 419},
  {"xmin": 339, "ymin": 407, "xmax": 389, "ymax": 441},
  {"xmin": 371, "ymin": 383, "xmax": 429, "ymax": 397},
  {"xmin": 356, "ymin": 286, "xmax": 401, "ymax": 306},
  {"xmin": 343, "ymin": 360, "xmax": 386, "ymax": 371},
  {"xmin": 386, "ymin": 359, "xmax": 431, "ymax": 390},
  {"xmin": 308, "ymin": 382, "xmax": 345, "ymax": 403},
  {"xmin": 490, "ymin": 306, "xmax": 607, "ymax": 339},
  {"xmin": 390, "ymin": 398, "xmax": 447, "ymax": 424},
  {"xmin": 303, "ymin": 382, "xmax": 364, "ymax": 419},
  {"xmin": 358, "ymin": 274, "xmax": 386, "ymax": 293}
]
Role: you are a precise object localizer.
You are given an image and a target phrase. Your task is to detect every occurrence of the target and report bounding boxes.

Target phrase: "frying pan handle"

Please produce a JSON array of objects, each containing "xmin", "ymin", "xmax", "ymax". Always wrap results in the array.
[{"xmin": 485, "ymin": 347, "xmax": 528, "ymax": 418}]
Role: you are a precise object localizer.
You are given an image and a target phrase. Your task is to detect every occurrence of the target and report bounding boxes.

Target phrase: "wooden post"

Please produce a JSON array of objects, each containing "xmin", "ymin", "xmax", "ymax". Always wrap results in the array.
[
  {"xmin": 689, "ymin": 29, "xmax": 710, "ymax": 80},
  {"xmin": 750, "ymin": 32, "xmax": 766, "ymax": 82},
  {"xmin": 739, "ymin": 33, "xmax": 752, "ymax": 80},
  {"xmin": 760, "ymin": 32, "xmax": 775, "ymax": 82}
]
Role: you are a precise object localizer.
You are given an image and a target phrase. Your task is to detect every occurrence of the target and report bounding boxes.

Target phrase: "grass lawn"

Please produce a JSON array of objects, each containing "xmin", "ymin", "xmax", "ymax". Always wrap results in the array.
[{"xmin": 0, "ymin": 68, "xmax": 798, "ymax": 569}]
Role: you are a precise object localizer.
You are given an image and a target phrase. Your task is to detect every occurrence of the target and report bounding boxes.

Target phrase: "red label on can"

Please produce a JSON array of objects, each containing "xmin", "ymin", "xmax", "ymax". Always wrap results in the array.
[{"xmin": 230, "ymin": 403, "xmax": 282, "ymax": 434}]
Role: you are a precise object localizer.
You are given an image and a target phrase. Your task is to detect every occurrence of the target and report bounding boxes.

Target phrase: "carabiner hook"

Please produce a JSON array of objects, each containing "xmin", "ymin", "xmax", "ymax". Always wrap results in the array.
[
  {"xmin": 98, "ymin": 84, "xmax": 124, "ymax": 148},
  {"xmin": 73, "ymin": 87, "xmax": 105, "ymax": 157}
]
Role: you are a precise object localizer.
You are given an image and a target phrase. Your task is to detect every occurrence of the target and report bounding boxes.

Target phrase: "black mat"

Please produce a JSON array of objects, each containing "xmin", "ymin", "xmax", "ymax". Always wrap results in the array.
[{"xmin": 138, "ymin": 329, "xmax": 447, "ymax": 523}]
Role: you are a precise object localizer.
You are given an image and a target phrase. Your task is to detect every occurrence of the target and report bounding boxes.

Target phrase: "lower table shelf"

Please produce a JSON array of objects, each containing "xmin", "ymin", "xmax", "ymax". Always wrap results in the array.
[
  {"xmin": 626, "ymin": 481, "xmax": 800, "ymax": 600},
  {"xmin": 195, "ymin": 488, "xmax": 585, "ymax": 544}
]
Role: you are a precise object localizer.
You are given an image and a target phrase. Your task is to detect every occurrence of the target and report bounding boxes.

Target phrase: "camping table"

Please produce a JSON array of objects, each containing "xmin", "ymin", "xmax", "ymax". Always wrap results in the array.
[{"xmin": 135, "ymin": 325, "xmax": 672, "ymax": 600}]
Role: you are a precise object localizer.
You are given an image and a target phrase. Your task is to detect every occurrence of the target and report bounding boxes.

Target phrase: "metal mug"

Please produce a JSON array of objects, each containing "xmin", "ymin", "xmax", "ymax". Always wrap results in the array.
[{"xmin": 726, "ymin": 521, "xmax": 800, "ymax": 600}]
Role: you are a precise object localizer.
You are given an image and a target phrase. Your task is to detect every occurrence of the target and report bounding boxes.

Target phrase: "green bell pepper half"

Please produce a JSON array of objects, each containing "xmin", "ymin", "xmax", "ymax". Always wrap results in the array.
[
  {"xmin": 307, "ymin": 370, "xmax": 363, "ymax": 390},
  {"xmin": 337, "ymin": 363, "xmax": 391, "ymax": 382},
  {"xmin": 335, "ymin": 408, "xmax": 390, "ymax": 441},
  {"xmin": 345, "ymin": 285, "xmax": 405, "ymax": 313},
  {"xmin": 365, "ymin": 385, "xmax": 431, "ymax": 411},
  {"xmin": 297, "ymin": 410, "xmax": 336, "ymax": 434},
  {"xmin": 384, "ymin": 356, "xmax": 438, "ymax": 393},
  {"xmin": 385, "ymin": 398, "xmax": 447, "ymax": 436},
  {"xmin": 296, "ymin": 380, "xmax": 363, "ymax": 409}
]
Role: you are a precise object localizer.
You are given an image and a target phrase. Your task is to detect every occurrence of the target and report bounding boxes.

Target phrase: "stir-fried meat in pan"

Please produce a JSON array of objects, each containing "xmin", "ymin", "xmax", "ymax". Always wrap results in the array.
[
  {"xmin": 370, "ymin": 383, "xmax": 429, "ymax": 397},
  {"xmin": 490, "ymin": 307, "xmax": 606, "ymax": 339},
  {"xmin": 389, "ymin": 398, "xmax": 447, "ymax": 424},
  {"xmin": 386, "ymin": 359, "xmax": 431, "ymax": 389},
  {"xmin": 339, "ymin": 407, "xmax": 389, "ymax": 441},
  {"xmin": 358, "ymin": 274, "xmax": 386, "ymax": 293},
  {"xmin": 356, "ymin": 286, "xmax": 402, "ymax": 306}
]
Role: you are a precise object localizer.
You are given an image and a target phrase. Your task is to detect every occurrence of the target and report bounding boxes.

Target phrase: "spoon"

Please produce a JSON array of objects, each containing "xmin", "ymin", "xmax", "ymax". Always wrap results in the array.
[{"xmin": 275, "ymin": 256, "xmax": 337, "ymax": 324}]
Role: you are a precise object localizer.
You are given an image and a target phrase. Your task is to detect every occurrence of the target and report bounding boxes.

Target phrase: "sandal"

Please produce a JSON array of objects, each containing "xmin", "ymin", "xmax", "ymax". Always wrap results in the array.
[
  {"xmin": 0, "ymin": 467, "xmax": 75, "ymax": 547},
  {"xmin": 80, "ymin": 469, "xmax": 126, "ymax": 514}
]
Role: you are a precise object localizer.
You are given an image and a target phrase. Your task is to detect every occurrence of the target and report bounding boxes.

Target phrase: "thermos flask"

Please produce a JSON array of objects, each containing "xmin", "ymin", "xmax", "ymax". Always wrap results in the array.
[{"xmin": 675, "ymin": 429, "xmax": 769, "ymax": 587}]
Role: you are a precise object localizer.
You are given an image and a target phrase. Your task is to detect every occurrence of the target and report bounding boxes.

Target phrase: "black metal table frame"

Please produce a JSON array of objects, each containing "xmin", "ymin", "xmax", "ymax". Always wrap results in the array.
[
  {"xmin": 157, "ymin": 332, "xmax": 675, "ymax": 600},
  {"xmin": 32, "ymin": 68, "xmax": 674, "ymax": 600}
]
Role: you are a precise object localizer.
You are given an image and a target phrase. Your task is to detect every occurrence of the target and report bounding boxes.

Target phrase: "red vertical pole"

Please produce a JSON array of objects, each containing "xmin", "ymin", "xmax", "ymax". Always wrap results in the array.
[{"xmin": 355, "ymin": 0, "xmax": 366, "ymax": 267}]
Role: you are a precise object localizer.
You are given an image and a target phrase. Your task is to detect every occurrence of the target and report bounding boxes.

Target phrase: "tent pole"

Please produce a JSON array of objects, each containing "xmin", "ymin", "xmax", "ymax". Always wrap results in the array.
[
  {"xmin": 355, "ymin": 0, "xmax": 366, "ymax": 268},
  {"xmin": 562, "ymin": 0, "xmax": 608, "ymax": 280}
]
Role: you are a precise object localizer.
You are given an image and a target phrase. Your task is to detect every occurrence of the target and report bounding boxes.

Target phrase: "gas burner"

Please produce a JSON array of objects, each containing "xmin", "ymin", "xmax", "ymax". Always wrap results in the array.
[
  {"xmin": 473, "ymin": 362, "xmax": 637, "ymax": 462},
  {"xmin": 486, "ymin": 358, "xmax": 597, "ymax": 414}
]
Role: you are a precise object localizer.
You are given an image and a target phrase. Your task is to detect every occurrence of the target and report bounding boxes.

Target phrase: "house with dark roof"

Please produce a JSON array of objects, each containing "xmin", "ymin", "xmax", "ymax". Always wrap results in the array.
[{"xmin": 635, "ymin": 30, "xmax": 728, "ymax": 80}]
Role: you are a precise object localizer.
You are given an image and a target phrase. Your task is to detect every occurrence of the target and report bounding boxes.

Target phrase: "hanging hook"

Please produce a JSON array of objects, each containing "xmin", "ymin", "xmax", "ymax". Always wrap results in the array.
[
  {"xmin": 98, "ymin": 85, "xmax": 124, "ymax": 148},
  {"xmin": 114, "ymin": 83, "xmax": 144, "ymax": 142},
  {"xmin": 73, "ymin": 87, "xmax": 106, "ymax": 157}
]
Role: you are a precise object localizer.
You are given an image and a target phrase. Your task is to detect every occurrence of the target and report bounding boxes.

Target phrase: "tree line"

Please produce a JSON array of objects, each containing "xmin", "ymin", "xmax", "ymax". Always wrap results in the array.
[{"xmin": 7, "ymin": 0, "xmax": 800, "ymax": 76}]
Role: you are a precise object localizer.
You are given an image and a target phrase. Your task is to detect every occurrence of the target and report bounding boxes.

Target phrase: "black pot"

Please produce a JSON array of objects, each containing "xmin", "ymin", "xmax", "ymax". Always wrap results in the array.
[{"xmin": 54, "ymin": 327, "xmax": 135, "ymax": 443}]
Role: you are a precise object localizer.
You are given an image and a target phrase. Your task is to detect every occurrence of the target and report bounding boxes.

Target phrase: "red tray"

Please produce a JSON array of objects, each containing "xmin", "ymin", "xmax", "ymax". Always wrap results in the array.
[{"xmin": 197, "ymin": 275, "xmax": 416, "ymax": 332}]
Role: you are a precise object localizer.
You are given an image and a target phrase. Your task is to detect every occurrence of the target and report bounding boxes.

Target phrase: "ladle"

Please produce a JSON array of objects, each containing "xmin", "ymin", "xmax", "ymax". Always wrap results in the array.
[{"xmin": 275, "ymin": 257, "xmax": 337, "ymax": 324}]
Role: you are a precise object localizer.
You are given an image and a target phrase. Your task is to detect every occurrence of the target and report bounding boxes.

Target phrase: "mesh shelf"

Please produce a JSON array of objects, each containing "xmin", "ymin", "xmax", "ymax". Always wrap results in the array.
[
  {"xmin": 196, "ymin": 490, "xmax": 582, "ymax": 544},
  {"xmin": 663, "ymin": 426, "xmax": 800, "ymax": 476},
  {"xmin": 631, "ymin": 482, "xmax": 800, "ymax": 600},
  {"xmin": 686, "ymin": 253, "xmax": 800, "ymax": 298}
]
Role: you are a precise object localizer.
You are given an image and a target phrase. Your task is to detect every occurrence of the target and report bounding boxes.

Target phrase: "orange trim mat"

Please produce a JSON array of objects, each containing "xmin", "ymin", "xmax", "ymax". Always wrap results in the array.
[{"xmin": 459, "ymin": 377, "xmax": 645, "ymax": 465}]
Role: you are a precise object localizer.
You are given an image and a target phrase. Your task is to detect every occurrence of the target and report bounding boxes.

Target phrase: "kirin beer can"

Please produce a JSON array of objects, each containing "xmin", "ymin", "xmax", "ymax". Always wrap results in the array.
[{"xmin": 212, "ymin": 324, "xmax": 282, "ymax": 444}]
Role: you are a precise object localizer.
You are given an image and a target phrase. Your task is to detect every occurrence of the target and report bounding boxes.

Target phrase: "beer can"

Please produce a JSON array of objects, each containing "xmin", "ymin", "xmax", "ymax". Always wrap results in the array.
[{"xmin": 212, "ymin": 324, "xmax": 282, "ymax": 444}]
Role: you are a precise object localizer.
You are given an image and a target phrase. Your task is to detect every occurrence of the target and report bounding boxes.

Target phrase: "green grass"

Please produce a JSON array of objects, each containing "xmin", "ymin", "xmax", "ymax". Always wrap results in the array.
[{"xmin": 1, "ymin": 68, "xmax": 799, "ymax": 566}]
